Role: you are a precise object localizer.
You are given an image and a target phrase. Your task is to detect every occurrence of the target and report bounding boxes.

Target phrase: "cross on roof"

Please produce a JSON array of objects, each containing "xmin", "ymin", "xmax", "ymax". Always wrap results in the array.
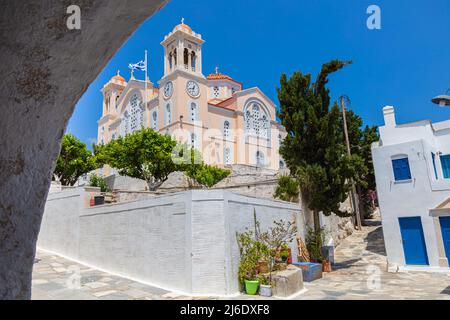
[{"xmin": 181, "ymin": 17, "xmax": 185, "ymax": 24}]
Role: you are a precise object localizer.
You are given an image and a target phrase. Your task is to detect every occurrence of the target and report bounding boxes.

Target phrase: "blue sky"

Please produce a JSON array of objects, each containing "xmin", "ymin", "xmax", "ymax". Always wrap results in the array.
[{"xmin": 68, "ymin": 0, "xmax": 450, "ymax": 147}]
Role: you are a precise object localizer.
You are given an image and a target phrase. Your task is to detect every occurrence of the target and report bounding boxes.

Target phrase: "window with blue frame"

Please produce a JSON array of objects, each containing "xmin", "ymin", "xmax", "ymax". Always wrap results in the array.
[
  {"xmin": 432, "ymin": 152, "xmax": 439, "ymax": 180},
  {"xmin": 440, "ymin": 154, "xmax": 450, "ymax": 179},
  {"xmin": 392, "ymin": 157, "xmax": 412, "ymax": 181}
]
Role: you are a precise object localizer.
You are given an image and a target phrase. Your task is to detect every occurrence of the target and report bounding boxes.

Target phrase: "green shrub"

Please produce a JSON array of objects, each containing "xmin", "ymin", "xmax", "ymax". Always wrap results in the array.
[
  {"xmin": 274, "ymin": 175, "xmax": 299, "ymax": 202},
  {"xmin": 185, "ymin": 163, "xmax": 230, "ymax": 188},
  {"xmin": 305, "ymin": 226, "xmax": 326, "ymax": 262},
  {"xmin": 88, "ymin": 174, "xmax": 110, "ymax": 192},
  {"xmin": 237, "ymin": 210, "xmax": 297, "ymax": 287}
]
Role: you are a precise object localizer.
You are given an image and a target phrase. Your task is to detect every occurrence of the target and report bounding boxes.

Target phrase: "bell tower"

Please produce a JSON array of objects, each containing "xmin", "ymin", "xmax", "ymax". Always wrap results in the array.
[{"xmin": 161, "ymin": 18, "xmax": 205, "ymax": 77}]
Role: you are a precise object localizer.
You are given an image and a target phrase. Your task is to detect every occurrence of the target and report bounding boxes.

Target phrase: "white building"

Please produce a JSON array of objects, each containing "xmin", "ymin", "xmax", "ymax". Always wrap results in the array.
[{"xmin": 372, "ymin": 106, "xmax": 450, "ymax": 271}]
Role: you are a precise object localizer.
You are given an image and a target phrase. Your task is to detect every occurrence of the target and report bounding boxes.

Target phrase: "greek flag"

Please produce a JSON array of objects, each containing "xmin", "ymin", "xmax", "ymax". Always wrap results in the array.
[{"xmin": 128, "ymin": 60, "xmax": 146, "ymax": 71}]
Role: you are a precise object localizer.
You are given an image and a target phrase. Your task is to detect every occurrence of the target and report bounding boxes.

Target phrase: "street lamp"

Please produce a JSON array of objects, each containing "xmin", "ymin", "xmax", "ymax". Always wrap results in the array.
[
  {"xmin": 431, "ymin": 88, "xmax": 450, "ymax": 107},
  {"xmin": 339, "ymin": 95, "xmax": 362, "ymax": 230}
]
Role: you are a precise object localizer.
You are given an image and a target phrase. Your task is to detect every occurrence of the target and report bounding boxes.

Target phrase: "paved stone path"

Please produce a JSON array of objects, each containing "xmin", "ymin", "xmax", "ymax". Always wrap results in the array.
[
  {"xmin": 32, "ymin": 217, "xmax": 450, "ymax": 300},
  {"xmin": 296, "ymin": 218, "xmax": 450, "ymax": 300}
]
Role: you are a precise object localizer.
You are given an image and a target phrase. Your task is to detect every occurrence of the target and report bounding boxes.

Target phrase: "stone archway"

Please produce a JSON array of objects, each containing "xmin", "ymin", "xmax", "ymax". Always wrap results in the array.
[{"xmin": 0, "ymin": 0, "xmax": 168, "ymax": 299}]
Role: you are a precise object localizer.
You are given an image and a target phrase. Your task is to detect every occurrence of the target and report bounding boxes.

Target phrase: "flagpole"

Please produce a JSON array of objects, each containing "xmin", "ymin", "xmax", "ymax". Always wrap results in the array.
[{"xmin": 145, "ymin": 50, "xmax": 148, "ymax": 127}]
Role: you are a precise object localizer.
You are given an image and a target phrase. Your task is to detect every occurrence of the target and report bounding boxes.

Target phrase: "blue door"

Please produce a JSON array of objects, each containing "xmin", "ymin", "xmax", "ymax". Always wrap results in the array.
[
  {"xmin": 439, "ymin": 217, "xmax": 450, "ymax": 266},
  {"xmin": 399, "ymin": 217, "xmax": 429, "ymax": 265}
]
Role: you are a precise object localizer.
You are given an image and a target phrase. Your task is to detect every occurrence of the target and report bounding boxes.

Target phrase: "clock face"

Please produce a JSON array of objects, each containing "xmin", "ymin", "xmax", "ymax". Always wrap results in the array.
[
  {"xmin": 163, "ymin": 81, "xmax": 173, "ymax": 99},
  {"xmin": 186, "ymin": 80, "xmax": 200, "ymax": 97}
]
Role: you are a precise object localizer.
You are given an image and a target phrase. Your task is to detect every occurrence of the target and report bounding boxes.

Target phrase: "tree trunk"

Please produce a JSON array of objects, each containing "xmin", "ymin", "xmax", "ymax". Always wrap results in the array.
[
  {"xmin": 147, "ymin": 179, "xmax": 165, "ymax": 191},
  {"xmin": 356, "ymin": 185, "xmax": 366, "ymax": 226},
  {"xmin": 0, "ymin": 0, "xmax": 167, "ymax": 300},
  {"xmin": 313, "ymin": 209, "xmax": 321, "ymax": 232}
]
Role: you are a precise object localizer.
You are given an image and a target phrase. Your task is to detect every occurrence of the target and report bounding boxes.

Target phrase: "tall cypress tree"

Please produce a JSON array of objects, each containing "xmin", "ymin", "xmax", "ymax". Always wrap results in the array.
[{"xmin": 277, "ymin": 60, "xmax": 365, "ymax": 231}]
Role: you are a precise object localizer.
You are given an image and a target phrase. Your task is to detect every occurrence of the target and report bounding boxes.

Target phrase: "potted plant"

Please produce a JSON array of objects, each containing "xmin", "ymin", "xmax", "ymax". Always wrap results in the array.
[
  {"xmin": 279, "ymin": 244, "xmax": 290, "ymax": 263},
  {"xmin": 322, "ymin": 259, "xmax": 332, "ymax": 272},
  {"xmin": 306, "ymin": 226, "xmax": 332, "ymax": 272},
  {"xmin": 237, "ymin": 221, "xmax": 263, "ymax": 295},
  {"xmin": 258, "ymin": 274, "xmax": 272, "ymax": 297},
  {"xmin": 239, "ymin": 257, "xmax": 260, "ymax": 295},
  {"xmin": 237, "ymin": 211, "xmax": 298, "ymax": 296},
  {"xmin": 257, "ymin": 259, "xmax": 270, "ymax": 274}
]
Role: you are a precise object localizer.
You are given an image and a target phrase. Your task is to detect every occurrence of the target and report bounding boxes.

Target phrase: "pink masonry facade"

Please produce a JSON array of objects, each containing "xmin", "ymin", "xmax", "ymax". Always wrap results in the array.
[{"xmin": 97, "ymin": 21, "xmax": 286, "ymax": 171}]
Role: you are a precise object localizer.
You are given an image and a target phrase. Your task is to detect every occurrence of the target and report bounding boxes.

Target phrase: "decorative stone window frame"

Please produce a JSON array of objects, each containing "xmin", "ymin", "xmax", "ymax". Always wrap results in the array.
[
  {"xmin": 165, "ymin": 100, "xmax": 173, "ymax": 126},
  {"xmin": 243, "ymin": 98, "xmax": 271, "ymax": 142},
  {"xmin": 255, "ymin": 150, "xmax": 265, "ymax": 167},
  {"xmin": 151, "ymin": 109, "xmax": 158, "ymax": 130},
  {"xmin": 223, "ymin": 120, "xmax": 231, "ymax": 140},
  {"xmin": 188, "ymin": 100, "xmax": 200, "ymax": 123}
]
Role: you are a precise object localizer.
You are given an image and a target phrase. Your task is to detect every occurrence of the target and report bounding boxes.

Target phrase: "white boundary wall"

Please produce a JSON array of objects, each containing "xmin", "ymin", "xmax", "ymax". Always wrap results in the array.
[{"xmin": 38, "ymin": 188, "xmax": 302, "ymax": 295}]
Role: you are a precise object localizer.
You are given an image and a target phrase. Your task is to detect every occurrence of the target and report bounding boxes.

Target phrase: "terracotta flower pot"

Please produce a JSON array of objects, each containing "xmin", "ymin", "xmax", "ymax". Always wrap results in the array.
[{"xmin": 322, "ymin": 260, "xmax": 332, "ymax": 272}]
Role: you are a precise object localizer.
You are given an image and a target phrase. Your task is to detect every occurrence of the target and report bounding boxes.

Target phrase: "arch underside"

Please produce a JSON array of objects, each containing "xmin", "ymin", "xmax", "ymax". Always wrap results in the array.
[{"xmin": 0, "ymin": 0, "xmax": 168, "ymax": 299}]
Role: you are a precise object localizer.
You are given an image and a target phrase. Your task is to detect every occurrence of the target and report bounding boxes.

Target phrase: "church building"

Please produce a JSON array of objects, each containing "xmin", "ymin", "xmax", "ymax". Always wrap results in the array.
[{"xmin": 97, "ymin": 21, "xmax": 286, "ymax": 171}]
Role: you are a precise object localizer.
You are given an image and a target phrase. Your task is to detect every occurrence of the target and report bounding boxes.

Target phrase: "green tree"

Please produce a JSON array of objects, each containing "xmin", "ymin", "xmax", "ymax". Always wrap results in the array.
[
  {"xmin": 185, "ymin": 163, "xmax": 230, "ymax": 188},
  {"xmin": 171, "ymin": 142, "xmax": 230, "ymax": 187},
  {"xmin": 277, "ymin": 60, "xmax": 366, "ymax": 231},
  {"xmin": 53, "ymin": 134, "xmax": 98, "ymax": 186},
  {"xmin": 99, "ymin": 128, "xmax": 178, "ymax": 191},
  {"xmin": 88, "ymin": 174, "xmax": 110, "ymax": 192},
  {"xmin": 274, "ymin": 175, "xmax": 300, "ymax": 202}
]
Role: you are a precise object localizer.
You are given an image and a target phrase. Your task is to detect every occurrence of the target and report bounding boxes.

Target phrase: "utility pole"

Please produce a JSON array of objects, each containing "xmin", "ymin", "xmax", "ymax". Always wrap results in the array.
[{"xmin": 340, "ymin": 95, "xmax": 362, "ymax": 230}]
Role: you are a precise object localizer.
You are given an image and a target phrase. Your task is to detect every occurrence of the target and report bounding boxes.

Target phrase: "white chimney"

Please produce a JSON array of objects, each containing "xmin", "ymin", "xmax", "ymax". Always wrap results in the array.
[{"xmin": 383, "ymin": 106, "xmax": 396, "ymax": 127}]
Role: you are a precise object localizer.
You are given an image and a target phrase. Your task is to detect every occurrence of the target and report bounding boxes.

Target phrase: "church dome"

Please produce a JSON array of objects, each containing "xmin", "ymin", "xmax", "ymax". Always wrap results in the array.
[
  {"xmin": 111, "ymin": 71, "xmax": 125, "ymax": 83},
  {"xmin": 173, "ymin": 19, "xmax": 192, "ymax": 32},
  {"xmin": 207, "ymin": 68, "xmax": 233, "ymax": 81}
]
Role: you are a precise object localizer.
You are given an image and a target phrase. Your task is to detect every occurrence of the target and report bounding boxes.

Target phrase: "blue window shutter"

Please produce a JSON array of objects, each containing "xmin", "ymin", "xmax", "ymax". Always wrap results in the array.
[
  {"xmin": 392, "ymin": 158, "xmax": 411, "ymax": 181},
  {"xmin": 432, "ymin": 153, "xmax": 439, "ymax": 180},
  {"xmin": 440, "ymin": 154, "xmax": 450, "ymax": 179}
]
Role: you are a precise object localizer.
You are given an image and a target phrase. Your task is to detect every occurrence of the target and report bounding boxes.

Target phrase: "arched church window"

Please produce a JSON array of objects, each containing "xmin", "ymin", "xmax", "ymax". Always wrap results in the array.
[
  {"xmin": 152, "ymin": 111, "xmax": 158, "ymax": 130},
  {"xmin": 213, "ymin": 86, "xmax": 220, "ymax": 98},
  {"xmin": 224, "ymin": 147, "xmax": 231, "ymax": 165},
  {"xmin": 223, "ymin": 121, "xmax": 230, "ymax": 139},
  {"xmin": 105, "ymin": 95, "xmax": 110, "ymax": 111},
  {"xmin": 256, "ymin": 151, "xmax": 265, "ymax": 167},
  {"xmin": 190, "ymin": 102, "xmax": 199, "ymax": 122},
  {"xmin": 165, "ymin": 103, "xmax": 172, "ymax": 125},
  {"xmin": 173, "ymin": 49, "xmax": 177, "ymax": 66},
  {"xmin": 115, "ymin": 95, "xmax": 120, "ymax": 109},
  {"xmin": 169, "ymin": 52, "xmax": 173, "ymax": 70},
  {"xmin": 244, "ymin": 102, "xmax": 269, "ymax": 139},
  {"xmin": 190, "ymin": 133, "xmax": 197, "ymax": 149},
  {"xmin": 184, "ymin": 48, "xmax": 189, "ymax": 69},
  {"xmin": 245, "ymin": 111, "xmax": 251, "ymax": 133},
  {"xmin": 129, "ymin": 94, "xmax": 141, "ymax": 132},
  {"xmin": 191, "ymin": 51, "xmax": 196, "ymax": 71},
  {"xmin": 252, "ymin": 104, "xmax": 260, "ymax": 135},
  {"xmin": 123, "ymin": 111, "xmax": 130, "ymax": 136},
  {"xmin": 261, "ymin": 115, "xmax": 268, "ymax": 138},
  {"xmin": 140, "ymin": 103, "xmax": 145, "ymax": 128}
]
